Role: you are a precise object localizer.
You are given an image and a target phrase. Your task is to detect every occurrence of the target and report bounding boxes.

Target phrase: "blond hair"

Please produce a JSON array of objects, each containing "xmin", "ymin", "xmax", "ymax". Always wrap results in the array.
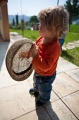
[{"xmin": 38, "ymin": 6, "xmax": 69, "ymax": 38}]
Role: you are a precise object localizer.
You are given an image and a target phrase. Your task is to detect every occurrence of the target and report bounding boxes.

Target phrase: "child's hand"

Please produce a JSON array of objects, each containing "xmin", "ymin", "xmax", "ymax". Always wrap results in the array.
[
  {"xmin": 19, "ymin": 51, "xmax": 31, "ymax": 60},
  {"xmin": 19, "ymin": 43, "xmax": 38, "ymax": 59},
  {"xmin": 30, "ymin": 43, "xmax": 38, "ymax": 57}
]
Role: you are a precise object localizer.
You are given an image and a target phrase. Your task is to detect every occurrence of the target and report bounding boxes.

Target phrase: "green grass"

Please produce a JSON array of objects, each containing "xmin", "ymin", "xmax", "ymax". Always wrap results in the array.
[
  {"xmin": 10, "ymin": 29, "xmax": 39, "ymax": 41},
  {"xmin": 65, "ymin": 32, "xmax": 79, "ymax": 44},
  {"xmin": 70, "ymin": 24, "xmax": 79, "ymax": 33},
  {"xmin": 64, "ymin": 24, "xmax": 79, "ymax": 44},
  {"xmin": 63, "ymin": 24, "xmax": 79, "ymax": 44},
  {"xmin": 62, "ymin": 24, "xmax": 79, "ymax": 66},
  {"xmin": 61, "ymin": 47, "xmax": 79, "ymax": 66}
]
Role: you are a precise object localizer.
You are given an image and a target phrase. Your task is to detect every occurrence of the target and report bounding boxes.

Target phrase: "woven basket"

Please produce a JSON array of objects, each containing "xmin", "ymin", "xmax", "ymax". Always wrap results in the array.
[{"xmin": 6, "ymin": 39, "xmax": 33, "ymax": 81}]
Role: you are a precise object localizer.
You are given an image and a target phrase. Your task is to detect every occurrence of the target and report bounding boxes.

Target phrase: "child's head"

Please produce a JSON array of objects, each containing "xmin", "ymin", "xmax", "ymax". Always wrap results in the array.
[{"xmin": 38, "ymin": 6, "xmax": 69, "ymax": 39}]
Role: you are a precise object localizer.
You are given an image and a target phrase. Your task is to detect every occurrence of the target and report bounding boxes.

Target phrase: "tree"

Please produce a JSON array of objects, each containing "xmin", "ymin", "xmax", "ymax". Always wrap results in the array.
[
  {"xmin": 16, "ymin": 14, "xmax": 19, "ymax": 25},
  {"xmin": 12, "ymin": 18, "xmax": 15, "ymax": 26},
  {"xmin": 64, "ymin": 0, "xmax": 79, "ymax": 24},
  {"xmin": 29, "ymin": 16, "xmax": 39, "ymax": 26},
  {"xmin": 72, "ymin": 0, "xmax": 79, "ymax": 19}
]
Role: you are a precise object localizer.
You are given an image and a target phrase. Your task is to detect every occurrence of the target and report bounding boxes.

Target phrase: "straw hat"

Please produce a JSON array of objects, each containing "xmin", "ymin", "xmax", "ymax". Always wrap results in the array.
[{"xmin": 6, "ymin": 39, "xmax": 33, "ymax": 81}]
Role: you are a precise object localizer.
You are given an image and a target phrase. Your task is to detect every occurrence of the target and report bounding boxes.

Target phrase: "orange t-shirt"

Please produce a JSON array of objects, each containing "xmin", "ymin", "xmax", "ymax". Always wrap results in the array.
[{"xmin": 32, "ymin": 36, "xmax": 60, "ymax": 76}]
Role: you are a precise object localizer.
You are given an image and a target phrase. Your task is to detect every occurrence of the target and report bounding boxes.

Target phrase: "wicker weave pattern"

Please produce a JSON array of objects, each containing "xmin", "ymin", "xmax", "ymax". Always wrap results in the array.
[{"xmin": 6, "ymin": 39, "xmax": 33, "ymax": 81}]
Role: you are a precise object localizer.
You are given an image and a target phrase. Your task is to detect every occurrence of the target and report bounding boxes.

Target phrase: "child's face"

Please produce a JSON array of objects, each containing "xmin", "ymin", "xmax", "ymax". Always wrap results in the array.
[{"xmin": 38, "ymin": 23, "xmax": 52, "ymax": 38}]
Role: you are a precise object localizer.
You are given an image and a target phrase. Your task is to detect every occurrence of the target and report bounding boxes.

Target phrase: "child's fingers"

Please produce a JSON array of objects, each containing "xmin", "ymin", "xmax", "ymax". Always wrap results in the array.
[
  {"xmin": 19, "ymin": 52, "xmax": 25, "ymax": 59},
  {"xmin": 19, "ymin": 51, "xmax": 31, "ymax": 59}
]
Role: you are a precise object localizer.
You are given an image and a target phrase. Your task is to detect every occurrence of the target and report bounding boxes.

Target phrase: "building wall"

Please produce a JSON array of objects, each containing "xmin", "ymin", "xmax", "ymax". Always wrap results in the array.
[
  {"xmin": 0, "ymin": 7, "xmax": 3, "ymax": 36},
  {"xmin": 0, "ymin": 8, "xmax": 3, "ymax": 41},
  {"xmin": 0, "ymin": 4, "xmax": 10, "ymax": 41}
]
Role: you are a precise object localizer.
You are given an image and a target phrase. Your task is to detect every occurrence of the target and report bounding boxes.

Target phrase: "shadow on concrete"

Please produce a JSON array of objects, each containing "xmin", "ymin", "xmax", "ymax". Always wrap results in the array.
[
  {"xmin": 0, "ymin": 41, "xmax": 9, "ymax": 70},
  {"xmin": 36, "ymin": 102, "xmax": 59, "ymax": 120}
]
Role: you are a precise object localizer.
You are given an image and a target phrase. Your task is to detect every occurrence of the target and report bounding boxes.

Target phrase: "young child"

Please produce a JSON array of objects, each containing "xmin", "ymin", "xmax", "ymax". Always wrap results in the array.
[{"xmin": 19, "ymin": 6, "xmax": 69, "ymax": 107}]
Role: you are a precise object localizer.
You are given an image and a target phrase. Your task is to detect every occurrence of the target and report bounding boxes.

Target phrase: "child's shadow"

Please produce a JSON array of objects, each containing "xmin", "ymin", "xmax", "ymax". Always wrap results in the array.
[{"xmin": 36, "ymin": 101, "xmax": 59, "ymax": 120}]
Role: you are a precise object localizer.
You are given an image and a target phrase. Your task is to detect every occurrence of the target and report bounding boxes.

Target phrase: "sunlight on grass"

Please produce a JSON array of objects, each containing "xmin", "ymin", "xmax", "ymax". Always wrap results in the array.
[
  {"xmin": 10, "ymin": 29, "xmax": 39, "ymax": 41},
  {"xmin": 65, "ymin": 32, "xmax": 79, "ymax": 44},
  {"xmin": 70, "ymin": 24, "xmax": 79, "ymax": 33},
  {"xmin": 61, "ymin": 47, "xmax": 79, "ymax": 66}
]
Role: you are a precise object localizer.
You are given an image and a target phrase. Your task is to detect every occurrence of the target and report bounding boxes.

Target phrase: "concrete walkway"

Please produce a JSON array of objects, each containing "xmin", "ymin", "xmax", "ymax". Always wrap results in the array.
[
  {"xmin": 63, "ymin": 40, "xmax": 79, "ymax": 50},
  {"xmin": 0, "ymin": 33, "xmax": 79, "ymax": 120}
]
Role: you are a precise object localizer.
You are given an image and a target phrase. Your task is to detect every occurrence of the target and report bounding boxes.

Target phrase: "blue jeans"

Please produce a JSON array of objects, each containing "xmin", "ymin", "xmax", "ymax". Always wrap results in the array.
[
  {"xmin": 33, "ymin": 72, "xmax": 56, "ymax": 103},
  {"xmin": 59, "ymin": 38, "xmax": 65, "ymax": 47}
]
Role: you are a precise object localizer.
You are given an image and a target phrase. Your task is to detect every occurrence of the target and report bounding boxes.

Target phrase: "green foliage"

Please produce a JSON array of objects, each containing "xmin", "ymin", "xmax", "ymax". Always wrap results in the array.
[
  {"xmin": 29, "ymin": 16, "xmax": 39, "ymax": 26},
  {"xmin": 12, "ymin": 18, "xmax": 15, "ymax": 26},
  {"xmin": 64, "ymin": 0, "xmax": 79, "ymax": 23},
  {"xmin": 16, "ymin": 14, "xmax": 19, "ymax": 25}
]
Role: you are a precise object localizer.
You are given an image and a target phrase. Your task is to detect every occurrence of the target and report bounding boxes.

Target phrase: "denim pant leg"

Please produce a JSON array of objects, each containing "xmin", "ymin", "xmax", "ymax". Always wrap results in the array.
[
  {"xmin": 37, "ymin": 72, "xmax": 56, "ymax": 103},
  {"xmin": 33, "ymin": 72, "xmax": 39, "ymax": 92},
  {"xmin": 59, "ymin": 39, "xmax": 65, "ymax": 47}
]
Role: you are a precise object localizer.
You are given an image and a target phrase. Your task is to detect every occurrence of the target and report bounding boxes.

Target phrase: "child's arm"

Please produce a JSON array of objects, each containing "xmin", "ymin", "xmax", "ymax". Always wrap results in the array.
[
  {"xmin": 30, "ymin": 44, "xmax": 38, "ymax": 57},
  {"xmin": 32, "ymin": 44, "xmax": 60, "ymax": 72},
  {"xmin": 19, "ymin": 43, "xmax": 38, "ymax": 59}
]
